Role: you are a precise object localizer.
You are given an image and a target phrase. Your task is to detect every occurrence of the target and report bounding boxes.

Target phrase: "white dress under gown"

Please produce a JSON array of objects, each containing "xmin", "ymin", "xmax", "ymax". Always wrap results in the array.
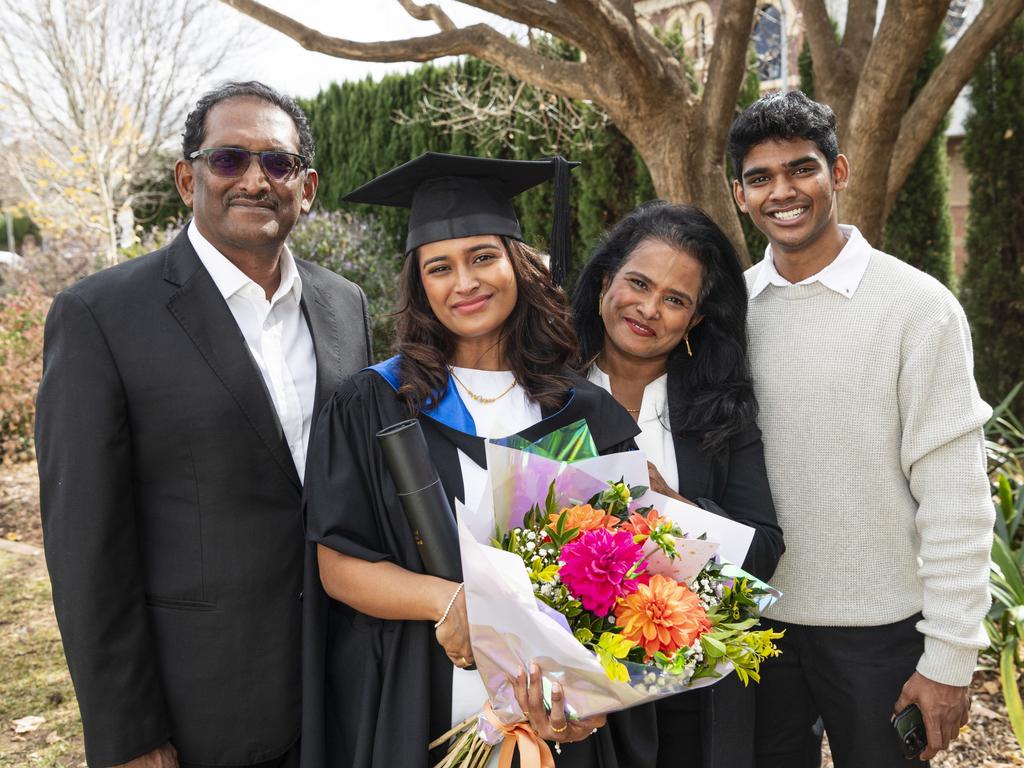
[{"xmin": 448, "ymin": 367, "xmax": 541, "ymax": 765}]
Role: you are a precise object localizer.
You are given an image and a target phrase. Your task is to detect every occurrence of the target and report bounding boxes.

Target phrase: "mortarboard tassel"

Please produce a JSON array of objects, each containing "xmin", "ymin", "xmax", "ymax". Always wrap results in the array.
[{"xmin": 547, "ymin": 156, "xmax": 572, "ymax": 287}]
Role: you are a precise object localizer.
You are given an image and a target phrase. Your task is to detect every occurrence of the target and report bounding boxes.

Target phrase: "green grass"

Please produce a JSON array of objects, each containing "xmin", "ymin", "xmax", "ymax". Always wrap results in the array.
[{"xmin": 0, "ymin": 551, "xmax": 84, "ymax": 767}]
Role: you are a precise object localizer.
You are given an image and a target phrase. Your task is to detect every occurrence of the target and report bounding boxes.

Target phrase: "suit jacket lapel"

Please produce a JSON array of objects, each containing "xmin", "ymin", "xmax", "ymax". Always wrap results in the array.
[
  {"xmin": 163, "ymin": 230, "xmax": 301, "ymax": 490},
  {"xmin": 295, "ymin": 261, "xmax": 342, "ymax": 426}
]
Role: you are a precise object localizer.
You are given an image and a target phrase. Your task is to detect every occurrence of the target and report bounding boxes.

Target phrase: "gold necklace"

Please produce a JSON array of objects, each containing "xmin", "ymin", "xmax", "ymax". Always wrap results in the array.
[{"xmin": 448, "ymin": 367, "xmax": 517, "ymax": 404}]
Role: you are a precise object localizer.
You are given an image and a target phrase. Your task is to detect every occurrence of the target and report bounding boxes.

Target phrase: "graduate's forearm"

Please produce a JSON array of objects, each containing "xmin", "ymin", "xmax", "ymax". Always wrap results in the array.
[{"xmin": 316, "ymin": 543, "xmax": 456, "ymax": 622}]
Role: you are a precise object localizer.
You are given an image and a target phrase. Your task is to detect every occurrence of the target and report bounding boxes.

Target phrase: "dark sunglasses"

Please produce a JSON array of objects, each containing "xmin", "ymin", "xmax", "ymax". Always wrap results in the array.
[{"xmin": 188, "ymin": 147, "xmax": 310, "ymax": 181}]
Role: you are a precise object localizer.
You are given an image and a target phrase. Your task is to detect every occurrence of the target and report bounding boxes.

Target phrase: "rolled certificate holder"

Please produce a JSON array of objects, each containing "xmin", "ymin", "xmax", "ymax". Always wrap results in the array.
[{"xmin": 377, "ymin": 419, "xmax": 462, "ymax": 582}]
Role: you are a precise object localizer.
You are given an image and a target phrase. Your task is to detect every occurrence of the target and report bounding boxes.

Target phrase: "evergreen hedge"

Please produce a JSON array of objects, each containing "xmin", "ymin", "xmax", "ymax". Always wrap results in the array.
[
  {"xmin": 961, "ymin": 17, "xmax": 1024, "ymax": 404},
  {"xmin": 882, "ymin": 33, "xmax": 953, "ymax": 286}
]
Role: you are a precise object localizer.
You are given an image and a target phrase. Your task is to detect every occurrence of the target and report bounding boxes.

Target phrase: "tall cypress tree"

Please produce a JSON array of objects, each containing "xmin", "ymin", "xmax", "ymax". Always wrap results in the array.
[
  {"xmin": 960, "ymin": 17, "xmax": 1024, "ymax": 404},
  {"xmin": 882, "ymin": 32, "xmax": 954, "ymax": 286}
]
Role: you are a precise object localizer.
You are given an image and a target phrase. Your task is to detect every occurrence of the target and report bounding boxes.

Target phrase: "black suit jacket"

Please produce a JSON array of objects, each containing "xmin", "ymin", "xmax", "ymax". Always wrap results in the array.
[
  {"xmin": 35, "ymin": 229, "xmax": 370, "ymax": 767},
  {"xmin": 658, "ymin": 372, "xmax": 784, "ymax": 768}
]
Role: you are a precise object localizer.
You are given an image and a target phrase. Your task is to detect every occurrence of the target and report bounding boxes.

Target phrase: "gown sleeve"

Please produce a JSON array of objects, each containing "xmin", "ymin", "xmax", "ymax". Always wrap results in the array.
[{"xmin": 305, "ymin": 375, "xmax": 397, "ymax": 564}]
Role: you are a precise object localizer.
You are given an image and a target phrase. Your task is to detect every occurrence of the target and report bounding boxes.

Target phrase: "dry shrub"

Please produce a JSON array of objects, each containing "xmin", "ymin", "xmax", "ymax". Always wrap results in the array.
[{"xmin": 0, "ymin": 282, "xmax": 50, "ymax": 463}]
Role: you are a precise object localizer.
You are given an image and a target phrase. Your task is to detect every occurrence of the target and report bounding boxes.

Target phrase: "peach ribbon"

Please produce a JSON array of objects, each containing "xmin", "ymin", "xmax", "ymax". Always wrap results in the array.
[{"xmin": 482, "ymin": 702, "xmax": 556, "ymax": 768}]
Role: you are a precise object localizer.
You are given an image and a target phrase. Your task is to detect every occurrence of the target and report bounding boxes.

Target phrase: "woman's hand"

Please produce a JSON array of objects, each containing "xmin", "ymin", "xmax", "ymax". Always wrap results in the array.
[
  {"xmin": 512, "ymin": 663, "xmax": 606, "ymax": 743},
  {"xmin": 434, "ymin": 584, "xmax": 474, "ymax": 669},
  {"xmin": 647, "ymin": 461, "xmax": 694, "ymax": 505}
]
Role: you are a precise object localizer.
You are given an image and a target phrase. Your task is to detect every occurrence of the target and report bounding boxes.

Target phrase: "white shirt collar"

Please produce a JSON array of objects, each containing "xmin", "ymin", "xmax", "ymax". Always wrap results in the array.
[
  {"xmin": 188, "ymin": 219, "xmax": 302, "ymax": 305},
  {"xmin": 748, "ymin": 224, "xmax": 871, "ymax": 300}
]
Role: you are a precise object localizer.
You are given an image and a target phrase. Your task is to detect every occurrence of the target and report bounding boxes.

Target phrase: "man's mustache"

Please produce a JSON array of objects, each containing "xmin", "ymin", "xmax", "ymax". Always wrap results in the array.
[{"xmin": 227, "ymin": 193, "xmax": 278, "ymax": 208}]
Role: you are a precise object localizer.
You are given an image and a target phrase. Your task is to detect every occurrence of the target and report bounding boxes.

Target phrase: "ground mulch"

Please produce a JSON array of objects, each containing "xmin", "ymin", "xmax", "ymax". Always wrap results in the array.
[{"xmin": 0, "ymin": 460, "xmax": 1020, "ymax": 766}]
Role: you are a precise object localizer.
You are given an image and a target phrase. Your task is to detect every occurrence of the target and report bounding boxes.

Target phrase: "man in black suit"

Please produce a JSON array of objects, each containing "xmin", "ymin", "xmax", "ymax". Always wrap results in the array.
[{"xmin": 35, "ymin": 81, "xmax": 370, "ymax": 768}]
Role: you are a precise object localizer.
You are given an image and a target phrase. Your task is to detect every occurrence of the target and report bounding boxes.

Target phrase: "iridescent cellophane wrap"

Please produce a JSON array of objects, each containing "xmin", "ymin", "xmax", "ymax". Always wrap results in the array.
[{"xmin": 456, "ymin": 421, "xmax": 781, "ymax": 731}]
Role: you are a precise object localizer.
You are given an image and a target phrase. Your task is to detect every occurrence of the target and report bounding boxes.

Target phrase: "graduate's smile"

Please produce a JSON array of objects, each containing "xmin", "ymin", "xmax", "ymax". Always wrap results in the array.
[
  {"xmin": 451, "ymin": 293, "xmax": 492, "ymax": 314},
  {"xmin": 419, "ymin": 234, "xmax": 518, "ymax": 352}
]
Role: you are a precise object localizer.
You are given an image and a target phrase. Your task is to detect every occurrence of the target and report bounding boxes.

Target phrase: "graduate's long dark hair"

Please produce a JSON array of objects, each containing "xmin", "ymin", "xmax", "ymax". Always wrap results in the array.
[
  {"xmin": 395, "ymin": 237, "xmax": 576, "ymax": 415},
  {"xmin": 572, "ymin": 201, "xmax": 756, "ymax": 453}
]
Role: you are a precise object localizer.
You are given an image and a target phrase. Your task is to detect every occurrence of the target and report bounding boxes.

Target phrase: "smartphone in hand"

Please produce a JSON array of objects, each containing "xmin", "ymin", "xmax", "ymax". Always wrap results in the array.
[{"xmin": 893, "ymin": 704, "xmax": 927, "ymax": 759}]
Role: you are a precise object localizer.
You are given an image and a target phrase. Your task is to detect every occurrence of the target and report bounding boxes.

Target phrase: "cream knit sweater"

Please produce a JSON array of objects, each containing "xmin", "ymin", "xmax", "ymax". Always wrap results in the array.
[{"xmin": 746, "ymin": 242, "xmax": 994, "ymax": 686}]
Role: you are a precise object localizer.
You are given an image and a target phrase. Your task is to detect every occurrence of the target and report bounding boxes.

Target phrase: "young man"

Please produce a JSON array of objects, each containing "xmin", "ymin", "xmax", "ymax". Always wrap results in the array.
[
  {"xmin": 36, "ymin": 82, "xmax": 371, "ymax": 768},
  {"xmin": 728, "ymin": 90, "xmax": 993, "ymax": 767}
]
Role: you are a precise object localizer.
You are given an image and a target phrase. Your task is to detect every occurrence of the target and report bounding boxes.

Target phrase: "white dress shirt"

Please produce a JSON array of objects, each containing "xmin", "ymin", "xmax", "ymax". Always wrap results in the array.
[
  {"xmin": 588, "ymin": 365, "xmax": 678, "ymax": 492},
  {"xmin": 188, "ymin": 220, "xmax": 317, "ymax": 481},
  {"xmin": 747, "ymin": 224, "xmax": 873, "ymax": 300}
]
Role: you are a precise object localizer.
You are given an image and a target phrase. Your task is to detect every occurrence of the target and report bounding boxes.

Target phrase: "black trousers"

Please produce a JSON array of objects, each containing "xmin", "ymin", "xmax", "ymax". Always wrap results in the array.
[
  {"xmin": 179, "ymin": 741, "xmax": 299, "ymax": 768},
  {"xmin": 754, "ymin": 614, "xmax": 927, "ymax": 768}
]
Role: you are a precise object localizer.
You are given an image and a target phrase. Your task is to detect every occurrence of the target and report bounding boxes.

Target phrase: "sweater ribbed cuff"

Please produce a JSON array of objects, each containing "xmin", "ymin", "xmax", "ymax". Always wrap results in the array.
[{"xmin": 916, "ymin": 636, "xmax": 980, "ymax": 687}]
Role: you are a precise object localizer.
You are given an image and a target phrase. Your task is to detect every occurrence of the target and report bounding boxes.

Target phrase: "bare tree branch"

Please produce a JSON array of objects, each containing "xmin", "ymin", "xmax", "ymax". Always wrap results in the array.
[
  {"xmin": 219, "ymin": 0, "xmax": 595, "ymax": 101},
  {"xmin": 796, "ymin": 0, "xmax": 843, "ymax": 101},
  {"xmin": 885, "ymin": 0, "xmax": 1024, "ymax": 214},
  {"xmin": 459, "ymin": 0, "xmax": 598, "ymax": 52},
  {"xmin": 840, "ymin": 0, "xmax": 879, "ymax": 78},
  {"xmin": 0, "ymin": 0, "xmax": 232, "ymax": 264},
  {"xmin": 396, "ymin": 0, "xmax": 456, "ymax": 32},
  {"xmin": 701, "ymin": 0, "xmax": 757, "ymax": 149}
]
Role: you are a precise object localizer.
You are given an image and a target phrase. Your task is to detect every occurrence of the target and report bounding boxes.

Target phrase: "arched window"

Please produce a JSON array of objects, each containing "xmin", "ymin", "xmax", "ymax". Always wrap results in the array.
[
  {"xmin": 695, "ymin": 14, "xmax": 707, "ymax": 59},
  {"xmin": 752, "ymin": 4, "xmax": 782, "ymax": 80}
]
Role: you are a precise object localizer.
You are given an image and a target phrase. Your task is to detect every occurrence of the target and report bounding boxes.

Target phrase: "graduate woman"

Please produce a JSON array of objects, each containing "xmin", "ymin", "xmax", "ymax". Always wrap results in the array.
[
  {"xmin": 571, "ymin": 201, "xmax": 785, "ymax": 768},
  {"xmin": 301, "ymin": 154, "xmax": 656, "ymax": 768}
]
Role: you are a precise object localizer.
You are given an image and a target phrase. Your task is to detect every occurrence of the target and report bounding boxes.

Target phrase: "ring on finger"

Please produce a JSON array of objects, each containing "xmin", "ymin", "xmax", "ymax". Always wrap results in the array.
[{"xmin": 551, "ymin": 721, "xmax": 569, "ymax": 734}]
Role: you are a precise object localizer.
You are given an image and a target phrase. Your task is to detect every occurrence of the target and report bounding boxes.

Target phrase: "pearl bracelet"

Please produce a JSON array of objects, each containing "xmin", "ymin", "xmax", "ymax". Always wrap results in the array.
[{"xmin": 434, "ymin": 582, "xmax": 464, "ymax": 629}]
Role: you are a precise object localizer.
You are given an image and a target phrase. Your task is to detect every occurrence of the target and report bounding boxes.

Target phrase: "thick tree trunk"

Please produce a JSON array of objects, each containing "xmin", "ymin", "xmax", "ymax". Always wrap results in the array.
[
  {"xmin": 615, "ymin": 107, "xmax": 751, "ymax": 267},
  {"xmin": 839, "ymin": 1, "xmax": 947, "ymax": 245}
]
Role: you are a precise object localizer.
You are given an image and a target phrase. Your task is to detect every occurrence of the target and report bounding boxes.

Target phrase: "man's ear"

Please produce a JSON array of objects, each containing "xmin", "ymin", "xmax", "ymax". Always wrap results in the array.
[
  {"xmin": 732, "ymin": 178, "xmax": 748, "ymax": 213},
  {"xmin": 174, "ymin": 158, "xmax": 196, "ymax": 209},
  {"xmin": 832, "ymin": 154, "xmax": 850, "ymax": 192},
  {"xmin": 300, "ymin": 168, "xmax": 319, "ymax": 214}
]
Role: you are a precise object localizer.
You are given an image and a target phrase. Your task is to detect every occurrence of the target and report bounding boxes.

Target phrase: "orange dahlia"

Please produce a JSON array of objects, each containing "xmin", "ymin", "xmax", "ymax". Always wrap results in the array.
[
  {"xmin": 614, "ymin": 574, "xmax": 712, "ymax": 659},
  {"xmin": 620, "ymin": 508, "xmax": 667, "ymax": 541},
  {"xmin": 548, "ymin": 504, "xmax": 618, "ymax": 538}
]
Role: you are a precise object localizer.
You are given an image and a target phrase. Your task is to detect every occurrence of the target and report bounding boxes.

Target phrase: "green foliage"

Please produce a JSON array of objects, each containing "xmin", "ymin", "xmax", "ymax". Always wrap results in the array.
[
  {"xmin": 883, "ymin": 33, "xmax": 953, "ymax": 286},
  {"xmin": 734, "ymin": 47, "xmax": 769, "ymax": 262},
  {"xmin": 984, "ymin": 384, "xmax": 1024, "ymax": 752},
  {"xmin": 0, "ymin": 213, "xmax": 40, "ymax": 251},
  {"xmin": 798, "ymin": 37, "xmax": 815, "ymax": 100},
  {"xmin": 960, "ymin": 17, "xmax": 1024, "ymax": 405},
  {"xmin": 300, "ymin": 58, "xmax": 657, "ymax": 290},
  {"xmin": 0, "ymin": 283, "xmax": 50, "ymax": 463},
  {"xmin": 286, "ymin": 210, "xmax": 402, "ymax": 361}
]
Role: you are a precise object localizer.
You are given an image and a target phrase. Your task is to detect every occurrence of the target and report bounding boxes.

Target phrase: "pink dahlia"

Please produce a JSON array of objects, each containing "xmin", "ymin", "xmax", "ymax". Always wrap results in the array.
[{"xmin": 559, "ymin": 528, "xmax": 645, "ymax": 617}]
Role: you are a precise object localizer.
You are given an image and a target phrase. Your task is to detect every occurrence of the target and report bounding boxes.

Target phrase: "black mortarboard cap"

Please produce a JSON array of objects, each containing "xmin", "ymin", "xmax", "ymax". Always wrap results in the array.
[{"xmin": 343, "ymin": 152, "xmax": 578, "ymax": 285}]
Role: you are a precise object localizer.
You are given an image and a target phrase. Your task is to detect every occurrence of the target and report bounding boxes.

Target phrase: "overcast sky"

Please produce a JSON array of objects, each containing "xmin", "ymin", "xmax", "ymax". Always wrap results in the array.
[{"xmin": 210, "ymin": 1, "xmax": 522, "ymax": 98}]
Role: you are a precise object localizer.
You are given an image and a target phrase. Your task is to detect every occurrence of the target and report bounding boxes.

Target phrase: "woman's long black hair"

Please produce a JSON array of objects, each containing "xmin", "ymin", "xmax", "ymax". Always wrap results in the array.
[{"xmin": 571, "ymin": 201, "xmax": 757, "ymax": 453}]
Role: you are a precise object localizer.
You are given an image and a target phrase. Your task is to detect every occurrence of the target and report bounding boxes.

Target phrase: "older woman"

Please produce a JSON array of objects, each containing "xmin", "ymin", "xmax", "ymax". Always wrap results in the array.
[
  {"xmin": 301, "ymin": 154, "xmax": 656, "ymax": 768},
  {"xmin": 572, "ymin": 201, "xmax": 784, "ymax": 768}
]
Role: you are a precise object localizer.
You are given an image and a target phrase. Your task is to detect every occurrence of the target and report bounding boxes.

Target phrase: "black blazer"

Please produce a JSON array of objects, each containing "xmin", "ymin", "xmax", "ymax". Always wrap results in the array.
[
  {"xmin": 35, "ymin": 230, "xmax": 370, "ymax": 768},
  {"xmin": 658, "ymin": 370, "xmax": 784, "ymax": 768}
]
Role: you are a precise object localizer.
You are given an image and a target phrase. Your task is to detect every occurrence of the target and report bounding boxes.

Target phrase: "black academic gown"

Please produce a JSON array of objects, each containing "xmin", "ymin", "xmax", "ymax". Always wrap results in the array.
[
  {"xmin": 301, "ymin": 366, "xmax": 659, "ymax": 768},
  {"xmin": 654, "ymin": 372, "xmax": 785, "ymax": 768}
]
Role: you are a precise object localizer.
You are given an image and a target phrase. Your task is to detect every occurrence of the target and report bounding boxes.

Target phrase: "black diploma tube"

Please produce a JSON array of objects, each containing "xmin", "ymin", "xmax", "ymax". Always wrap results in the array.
[{"xmin": 377, "ymin": 419, "xmax": 462, "ymax": 582}]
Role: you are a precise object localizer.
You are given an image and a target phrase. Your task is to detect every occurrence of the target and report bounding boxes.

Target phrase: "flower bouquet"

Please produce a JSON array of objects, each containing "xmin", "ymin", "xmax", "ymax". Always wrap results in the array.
[{"xmin": 432, "ymin": 421, "xmax": 782, "ymax": 768}]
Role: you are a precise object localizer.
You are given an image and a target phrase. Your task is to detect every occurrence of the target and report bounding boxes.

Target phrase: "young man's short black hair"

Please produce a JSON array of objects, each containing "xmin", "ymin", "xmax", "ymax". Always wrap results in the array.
[
  {"xmin": 727, "ymin": 90, "xmax": 839, "ymax": 178},
  {"xmin": 181, "ymin": 80, "xmax": 315, "ymax": 162}
]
